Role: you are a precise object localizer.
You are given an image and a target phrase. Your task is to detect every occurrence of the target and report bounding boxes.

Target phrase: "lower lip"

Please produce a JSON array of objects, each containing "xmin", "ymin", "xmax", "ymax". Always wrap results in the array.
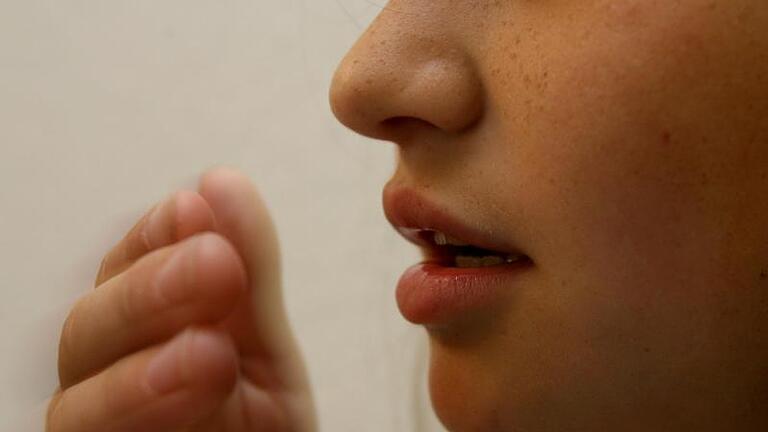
[{"xmin": 395, "ymin": 259, "xmax": 533, "ymax": 326}]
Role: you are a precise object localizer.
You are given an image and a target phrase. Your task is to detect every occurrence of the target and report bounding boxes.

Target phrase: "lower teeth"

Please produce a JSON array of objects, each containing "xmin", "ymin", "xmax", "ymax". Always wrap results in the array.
[{"xmin": 454, "ymin": 255, "xmax": 524, "ymax": 268}]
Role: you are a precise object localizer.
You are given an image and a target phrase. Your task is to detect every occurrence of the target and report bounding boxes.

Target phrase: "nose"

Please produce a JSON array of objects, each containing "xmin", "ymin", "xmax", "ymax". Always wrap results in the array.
[{"xmin": 328, "ymin": 7, "xmax": 485, "ymax": 143}]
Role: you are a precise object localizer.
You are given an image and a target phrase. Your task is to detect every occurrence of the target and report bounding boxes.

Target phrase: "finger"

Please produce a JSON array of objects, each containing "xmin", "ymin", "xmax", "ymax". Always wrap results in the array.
[
  {"xmin": 197, "ymin": 167, "xmax": 293, "ymax": 356},
  {"xmin": 95, "ymin": 190, "xmax": 217, "ymax": 287},
  {"xmin": 59, "ymin": 232, "xmax": 247, "ymax": 388},
  {"xmin": 48, "ymin": 327, "xmax": 238, "ymax": 432},
  {"xmin": 197, "ymin": 167, "xmax": 317, "ymax": 431}
]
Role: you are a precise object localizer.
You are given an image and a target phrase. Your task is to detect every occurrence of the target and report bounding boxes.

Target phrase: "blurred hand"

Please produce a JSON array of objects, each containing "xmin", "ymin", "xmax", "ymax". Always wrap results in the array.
[{"xmin": 46, "ymin": 167, "xmax": 316, "ymax": 432}]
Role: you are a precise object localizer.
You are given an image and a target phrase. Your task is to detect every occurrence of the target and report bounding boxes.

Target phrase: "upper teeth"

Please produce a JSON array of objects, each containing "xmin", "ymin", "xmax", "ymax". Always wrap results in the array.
[
  {"xmin": 433, "ymin": 231, "xmax": 470, "ymax": 246},
  {"xmin": 431, "ymin": 230, "xmax": 527, "ymax": 267}
]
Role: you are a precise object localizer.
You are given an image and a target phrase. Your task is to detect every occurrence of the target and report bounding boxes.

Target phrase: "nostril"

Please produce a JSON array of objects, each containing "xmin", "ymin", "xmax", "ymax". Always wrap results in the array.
[
  {"xmin": 382, "ymin": 116, "xmax": 434, "ymax": 129},
  {"xmin": 380, "ymin": 116, "xmax": 438, "ymax": 142},
  {"xmin": 382, "ymin": 116, "xmax": 412, "ymax": 128}
]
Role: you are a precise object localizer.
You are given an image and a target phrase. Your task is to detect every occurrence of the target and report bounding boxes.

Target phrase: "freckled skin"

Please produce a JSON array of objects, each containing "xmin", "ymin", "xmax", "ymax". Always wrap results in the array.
[{"xmin": 330, "ymin": 1, "xmax": 768, "ymax": 431}]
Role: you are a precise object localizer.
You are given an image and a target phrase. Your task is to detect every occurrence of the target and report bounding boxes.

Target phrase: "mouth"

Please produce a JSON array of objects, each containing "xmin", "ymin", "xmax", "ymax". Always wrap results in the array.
[
  {"xmin": 394, "ymin": 227, "xmax": 531, "ymax": 268},
  {"xmin": 383, "ymin": 185, "xmax": 534, "ymax": 326},
  {"xmin": 383, "ymin": 185, "xmax": 532, "ymax": 268}
]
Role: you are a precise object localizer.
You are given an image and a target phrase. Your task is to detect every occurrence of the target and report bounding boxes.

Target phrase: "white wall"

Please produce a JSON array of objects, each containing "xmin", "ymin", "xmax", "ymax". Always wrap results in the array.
[{"xmin": 0, "ymin": 1, "xmax": 444, "ymax": 430}]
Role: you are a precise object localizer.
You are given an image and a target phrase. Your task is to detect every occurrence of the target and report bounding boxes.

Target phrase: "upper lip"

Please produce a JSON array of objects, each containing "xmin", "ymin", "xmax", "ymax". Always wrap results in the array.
[{"xmin": 382, "ymin": 184, "xmax": 529, "ymax": 259}]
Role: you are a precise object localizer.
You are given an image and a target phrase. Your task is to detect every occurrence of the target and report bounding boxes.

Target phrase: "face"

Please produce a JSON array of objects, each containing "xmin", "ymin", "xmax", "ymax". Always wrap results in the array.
[{"xmin": 329, "ymin": 1, "xmax": 768, "ymax": 431}]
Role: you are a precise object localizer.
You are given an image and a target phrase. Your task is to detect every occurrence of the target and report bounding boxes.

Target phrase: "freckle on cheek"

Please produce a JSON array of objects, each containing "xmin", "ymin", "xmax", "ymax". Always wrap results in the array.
[{"xmin": 661, "ymin": 131, "xmax": 672, "ymax": 145}]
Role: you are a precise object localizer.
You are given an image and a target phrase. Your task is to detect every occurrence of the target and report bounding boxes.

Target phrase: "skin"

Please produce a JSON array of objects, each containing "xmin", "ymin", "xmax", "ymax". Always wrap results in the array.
[
  {"xmin": 329, "ymin": 0, "xmax": 768, "ymax": 431},
  {"xmin": 49, "ymin": 0, "xmax": 768, "ymax": 431},
  {"xmin": 48, "ymin": 171, "xmax": 317, "ymax": 431}
]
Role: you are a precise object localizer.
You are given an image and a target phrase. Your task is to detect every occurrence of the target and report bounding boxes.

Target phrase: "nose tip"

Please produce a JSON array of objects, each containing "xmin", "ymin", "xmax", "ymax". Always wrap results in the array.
[{"xmin": 328, "ymin": 25, "xmax": 484, "ymax": 142}]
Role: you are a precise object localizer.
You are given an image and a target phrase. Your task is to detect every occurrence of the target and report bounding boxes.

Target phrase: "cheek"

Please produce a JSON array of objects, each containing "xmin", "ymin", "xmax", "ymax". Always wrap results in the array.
[
  {"xmin": 484, "ymin": 6, "xmax": 712, "ymax": 286},
  {"xmin": 484, "ymin": 0, "xmax": 768, "ymax": 291},
  {"xmin": 466, "ymin": 1, "xmax": 768, "ymax": 425}
]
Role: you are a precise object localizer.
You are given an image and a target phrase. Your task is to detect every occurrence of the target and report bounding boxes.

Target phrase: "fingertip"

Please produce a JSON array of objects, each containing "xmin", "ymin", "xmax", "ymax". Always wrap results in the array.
[
  {"xmin": 173, "ymin": 190, "xmax": 218, "ymax": 239},
  {"xmin": 140, "ymin": 329, "xmax": 238, "ymax": 429},
  {"xmin": 199, "ymin": 165, "xmax": 249, "ymax": 190},
  {"xmin": 198, "ymin": 166, "xmax": 266, "ymax": 210},
  {"xmin": 143, "ymin": 190, "xmax": 216, "ymax": 251},
  {"xmin": 196, "ymin": 166, "xmax": 277, "ymax": 263},
  {"xmin": 50, "ymin": 328, "xmax": 240, "ymax": 432},
  {"xmin": 192, "ymin": 231, "xmax": 249, "ymax": 300},
  {"xmin": 184, "ymin": 327, "xmax": 239, "ymax": 397}
]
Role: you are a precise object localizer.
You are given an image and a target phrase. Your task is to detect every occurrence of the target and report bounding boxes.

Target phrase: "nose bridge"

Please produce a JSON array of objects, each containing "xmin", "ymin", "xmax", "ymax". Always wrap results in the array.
[{"xmin": 329, "ymin": 7, "xmax": 484, "ymax": 142}]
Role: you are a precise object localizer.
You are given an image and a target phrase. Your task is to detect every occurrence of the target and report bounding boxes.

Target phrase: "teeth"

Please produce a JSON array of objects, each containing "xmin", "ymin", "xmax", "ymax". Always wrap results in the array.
[
  {"xmin": 432, "ymin": 231, "xmax": 470, "ymax": 246},
  {"xmin": 433, "ymin": 231, "xmax": 447, "ymax": 245},
  {"xmin": 505, "ymin": 254, "xmax": 526, "ymax": 263},
  {"xmin": 428, "ymin": 229, "xmax": 528, "ymax": 267}
]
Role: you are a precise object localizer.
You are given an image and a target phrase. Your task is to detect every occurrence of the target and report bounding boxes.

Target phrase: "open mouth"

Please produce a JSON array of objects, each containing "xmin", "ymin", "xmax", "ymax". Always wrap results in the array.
[
  {"xmin": 402, "ymin": 228, "xmax": 531, "ymax": 268},
  {"xmin": 384, "ymin": 187, "xmax": 533, "ymax": 324}
]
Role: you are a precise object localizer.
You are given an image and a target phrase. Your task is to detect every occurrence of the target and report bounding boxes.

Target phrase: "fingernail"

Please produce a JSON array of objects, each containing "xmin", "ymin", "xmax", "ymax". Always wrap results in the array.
[
  {"xmin": 145, "ymin": 330, "xmax": 191, "ymax": 395},
  {"xmin": 142, "ymin": 199, "xmax": 166, "ymax": 250},
  {"xmin": 144, "ymin": 190, "xmax": 187, "ymax": 250},
  {"xmin": 153, "ymin": 238, "xmax": 194, "ymax": 304}
]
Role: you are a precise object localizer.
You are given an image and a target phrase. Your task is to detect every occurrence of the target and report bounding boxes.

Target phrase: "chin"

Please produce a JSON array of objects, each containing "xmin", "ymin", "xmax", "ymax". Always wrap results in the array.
[{"xmin": 427, "ymin": 342, "xmax": 509, "ymax": 432}]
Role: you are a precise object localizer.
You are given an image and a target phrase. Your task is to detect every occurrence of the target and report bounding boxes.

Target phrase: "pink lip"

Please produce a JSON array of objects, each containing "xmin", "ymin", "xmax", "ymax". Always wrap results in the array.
[
  {"xmin": 383, "ymin": 185, "xmax": 533, "ymax": 326},
  {"xmin": 382, "ymin": 186, "xmax": 526, "ymax": 256},
  {"xmin": 395, "ymin": 261, "xmax": 532, "ymax": 325}
]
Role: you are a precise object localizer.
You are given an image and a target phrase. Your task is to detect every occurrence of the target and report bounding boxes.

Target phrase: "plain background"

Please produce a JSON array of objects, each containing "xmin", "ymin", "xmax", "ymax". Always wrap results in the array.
[{"xmin": 0, "ymin": 1, "xmax": 445, "ymax": 430}]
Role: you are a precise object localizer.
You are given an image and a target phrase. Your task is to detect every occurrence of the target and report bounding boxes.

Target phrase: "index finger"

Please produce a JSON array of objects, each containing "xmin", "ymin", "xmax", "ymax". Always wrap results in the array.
[{"xmin": 95, "ymin": 190, "xmax": 217, "ymax": 287}]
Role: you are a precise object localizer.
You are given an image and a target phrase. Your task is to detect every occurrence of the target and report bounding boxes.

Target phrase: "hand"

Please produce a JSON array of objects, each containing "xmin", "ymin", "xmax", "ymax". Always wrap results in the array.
[{"xmin": 46, "ymin": 167, "xmax": 316, "ymax": 432}]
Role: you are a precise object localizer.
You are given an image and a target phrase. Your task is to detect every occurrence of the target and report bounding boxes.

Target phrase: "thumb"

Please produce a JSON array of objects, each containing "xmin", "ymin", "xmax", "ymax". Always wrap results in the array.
[{"xmin": 196, "ymin": 166, "xmax": 296, "ymax": 358}]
